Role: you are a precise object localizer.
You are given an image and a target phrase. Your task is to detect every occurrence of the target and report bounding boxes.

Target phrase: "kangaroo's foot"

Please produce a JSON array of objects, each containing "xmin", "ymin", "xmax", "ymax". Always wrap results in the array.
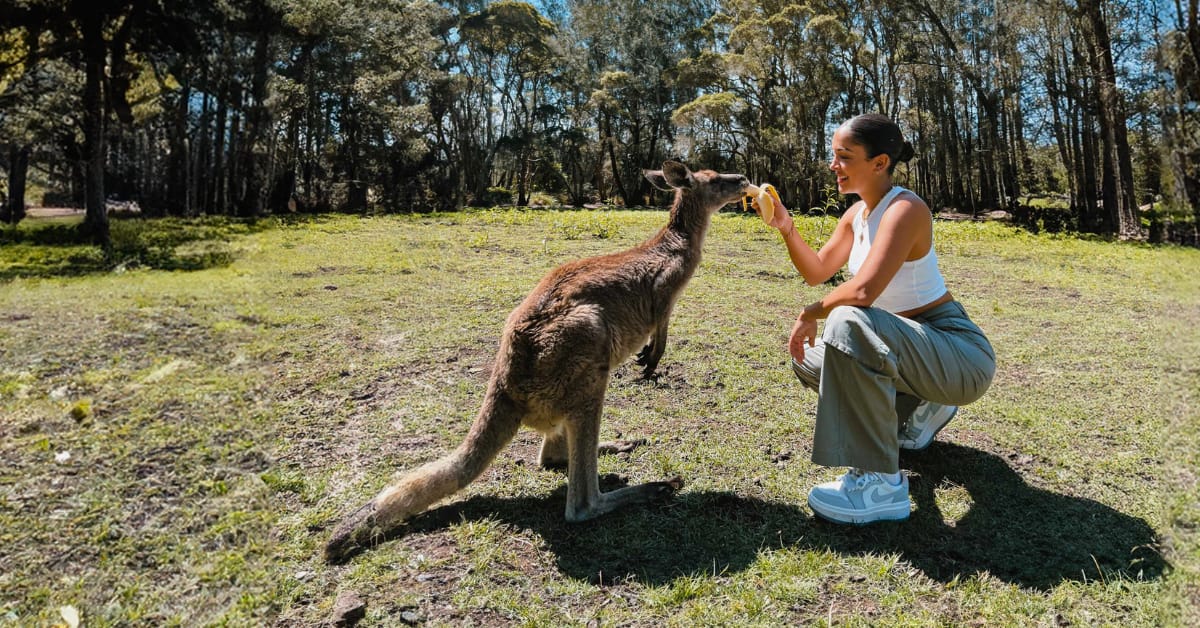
[
  {"xmin": 324, "ymin": 500, "xmax": 381, "ymax": 564},
  {"xmin": 565, "ymin": 476, "xmax": 684, "ymax": 522},
  {"xmin": 539, "ymin": 459, "xmax": 568, "ymax": 471},
  {"xmin": 598, "ymin": 438, "xmax": 647, "ymax": 455}
]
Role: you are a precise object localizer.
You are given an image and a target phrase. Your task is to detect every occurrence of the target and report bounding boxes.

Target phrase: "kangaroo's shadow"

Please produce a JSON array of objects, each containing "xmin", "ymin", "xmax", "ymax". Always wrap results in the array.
[{"xmin": 382, "ymin": 444, "xmax": 1166, "ymax": 590}]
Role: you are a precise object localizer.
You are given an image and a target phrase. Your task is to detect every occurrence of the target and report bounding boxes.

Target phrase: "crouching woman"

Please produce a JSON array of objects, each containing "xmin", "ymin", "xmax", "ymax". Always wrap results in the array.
[{"xmin": 760, "ymin": 113, "xmax": 996, "ymax": 524}]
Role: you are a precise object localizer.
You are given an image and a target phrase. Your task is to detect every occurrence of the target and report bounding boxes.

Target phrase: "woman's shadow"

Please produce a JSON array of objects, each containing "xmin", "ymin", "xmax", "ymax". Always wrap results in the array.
[{"xmin": 386, "ymin": 443, "xmax": 1166, "ymax": 590}]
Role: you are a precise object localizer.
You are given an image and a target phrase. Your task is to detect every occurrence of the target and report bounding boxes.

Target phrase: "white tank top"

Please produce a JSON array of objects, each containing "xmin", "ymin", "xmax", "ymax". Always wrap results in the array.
[{"xmin": 847, "ymin": 186, "xmax": 948, "ymax": 313}]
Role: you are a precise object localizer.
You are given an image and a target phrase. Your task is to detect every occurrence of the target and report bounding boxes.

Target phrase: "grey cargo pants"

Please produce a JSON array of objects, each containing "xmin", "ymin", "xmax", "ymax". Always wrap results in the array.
[{"xmin": 790, "ymin": 300, "xmax": 995, "ymax": 473}]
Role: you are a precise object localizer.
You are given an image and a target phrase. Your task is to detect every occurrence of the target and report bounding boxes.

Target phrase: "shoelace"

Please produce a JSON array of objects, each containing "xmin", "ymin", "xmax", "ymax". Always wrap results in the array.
[{"xmin": 848, "ymin": 468, "xmax": 876, "ymax": 491}]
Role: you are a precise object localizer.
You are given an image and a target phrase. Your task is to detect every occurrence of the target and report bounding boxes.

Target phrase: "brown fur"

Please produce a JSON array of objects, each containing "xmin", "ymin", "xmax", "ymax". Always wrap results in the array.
[{"xmin": 325, "ymin": 161, "xmax": 751, "ymax": 562}]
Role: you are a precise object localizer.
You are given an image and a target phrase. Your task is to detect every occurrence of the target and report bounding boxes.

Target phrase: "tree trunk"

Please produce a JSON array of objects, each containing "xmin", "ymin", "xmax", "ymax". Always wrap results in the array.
[
  {"xmin": 1066, "ymin": 33, "xmax": 1101, "ymax": 232},
  {"xmin": 1081, "ymin": 0, "xmax": 1141, "ymax": 239},
  {"xmin": 942, "ymin": 74, "xmax": 966, "ymax": 210},
  {"xmin": 227, "ymin": 97, "xmax": 243, "ymax": 216},
  {"xmin": 342, "ymin": 92, "xmax": 367, "ymax": 212},
  {"xmin": 80, "ymin": 8, "xmax": 109, "ymax": 248},
  {"xmin": 602, "ymin": 111, "xmax": 628, "ymax": 205},
  {"xmin": 168, "ymin": 71, "xmax": 191, "ymax": 216},
  {"xmin": 1164, "ymin": 0, "xmax": 1200, "ymax": 234},
  {"xmin": 238, "ymin": 24, "xmax": 272, "ymax": 217},
  {"xmin": 213, "ymin": 71, "xmax": 229, "ymax": 214},
  {"xmin": 1046, "ymin": 48, "xmax": 1076, "ymax": 223},
  {"xmin": 4, "ymin": 145, "xmax": 30, "ymax": 224},
  {"xmin": 195, "ymin": 71, "xmax": 212, "ymax": 215}
]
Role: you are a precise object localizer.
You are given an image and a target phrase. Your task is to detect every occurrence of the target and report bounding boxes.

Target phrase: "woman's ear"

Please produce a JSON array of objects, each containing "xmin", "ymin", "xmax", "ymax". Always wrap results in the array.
[{"xmin": 873, "ymin": 154, "xmax": 891, "ymax": 173}]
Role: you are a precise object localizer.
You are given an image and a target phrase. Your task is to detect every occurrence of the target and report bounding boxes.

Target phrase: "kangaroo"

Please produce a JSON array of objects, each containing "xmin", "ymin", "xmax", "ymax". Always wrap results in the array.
[{"xmin": 324, "ymin": 160, "xmax": 752, "ymax": 562}]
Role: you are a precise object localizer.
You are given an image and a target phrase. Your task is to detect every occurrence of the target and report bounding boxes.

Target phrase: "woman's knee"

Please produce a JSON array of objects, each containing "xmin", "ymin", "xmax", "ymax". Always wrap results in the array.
[
  {"xmin": 822, "ymin": 306, "xmax": 890, "ymax": 370},
  {"xmin": 823, "ymin": 306, "xmax": 873, "ymax": 343},
  {"xmin": 791, "ymin": 357, "xmax": 819, "ymax": 391}
]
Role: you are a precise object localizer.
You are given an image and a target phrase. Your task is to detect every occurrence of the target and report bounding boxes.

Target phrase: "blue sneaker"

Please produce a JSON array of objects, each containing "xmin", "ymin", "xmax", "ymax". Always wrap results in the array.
[
  {"xmin": 899, "ymin": 402, "xmax": 958, "ymax": 451},
  {"xmin": 807, "ymin": 469, "xmax": 910, "ymax": 524}
]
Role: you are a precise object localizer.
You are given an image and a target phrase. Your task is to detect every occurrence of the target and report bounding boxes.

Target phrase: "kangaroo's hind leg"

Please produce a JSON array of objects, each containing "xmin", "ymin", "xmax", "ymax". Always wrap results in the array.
[{"xmin": 561, "ymin": 385, "xmax": 679, "ymax": 522}]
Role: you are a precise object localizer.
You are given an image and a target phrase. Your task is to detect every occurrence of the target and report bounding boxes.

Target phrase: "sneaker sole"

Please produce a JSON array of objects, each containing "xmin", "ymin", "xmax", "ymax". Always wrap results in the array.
[
  {"xmin": 807, "ymin": 496, "xmax": 910, "ymax": 525},
  {"xmin": 899, "ymin": 406, "xmax": 959, "ymax": 451}
]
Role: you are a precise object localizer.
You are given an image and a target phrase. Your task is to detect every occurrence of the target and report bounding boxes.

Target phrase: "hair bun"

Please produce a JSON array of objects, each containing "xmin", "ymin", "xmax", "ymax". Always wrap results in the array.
[{"xmin": 897, "ymin": 141, "xmax": 915, "ymax": 163}]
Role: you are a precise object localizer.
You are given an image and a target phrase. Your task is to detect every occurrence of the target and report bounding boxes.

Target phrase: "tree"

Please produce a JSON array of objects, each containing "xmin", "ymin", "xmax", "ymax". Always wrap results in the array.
[
  {"xmin": 1160, "ymin": 0, "xmax": 1200, "ymax": 236},
  {"xmin": 570, "ymin": 0, "xmax": 716, "ymax": 207},
  {"xmin": 461, "ymin": 1, "xmax": 562, "ymax": 206},
  {"xmin": 1079, "ymin": 0, "xmax": 1141, "ymax": 238},
  {"xmin": 1, "ymin": 0, "xmax": 208, "ymax": 245}
]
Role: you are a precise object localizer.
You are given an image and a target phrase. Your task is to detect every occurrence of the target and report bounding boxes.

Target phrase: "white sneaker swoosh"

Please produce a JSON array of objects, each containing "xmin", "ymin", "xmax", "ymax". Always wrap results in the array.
[{"xmin": 861, "ymin": 483, "xmax": 899, "ymax": 507}]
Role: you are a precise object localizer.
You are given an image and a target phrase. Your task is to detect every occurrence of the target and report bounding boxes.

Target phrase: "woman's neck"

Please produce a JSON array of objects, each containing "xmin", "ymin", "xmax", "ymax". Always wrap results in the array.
[{"xmin": 857, "ymin": 179, "xmax": 896, "ymax": 214}]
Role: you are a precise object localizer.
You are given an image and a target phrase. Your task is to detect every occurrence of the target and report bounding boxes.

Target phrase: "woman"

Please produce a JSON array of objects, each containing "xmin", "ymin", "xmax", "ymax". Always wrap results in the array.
[{"xmin": 757, "ymin": 113, "xmax": 995, "ymax": 524}]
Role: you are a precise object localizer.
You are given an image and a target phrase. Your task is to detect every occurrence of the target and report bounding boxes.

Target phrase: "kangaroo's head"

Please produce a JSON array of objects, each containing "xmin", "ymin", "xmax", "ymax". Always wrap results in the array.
[{"xmin": 644, "ymin": 160, "xmax": 751, "ymax": 215}]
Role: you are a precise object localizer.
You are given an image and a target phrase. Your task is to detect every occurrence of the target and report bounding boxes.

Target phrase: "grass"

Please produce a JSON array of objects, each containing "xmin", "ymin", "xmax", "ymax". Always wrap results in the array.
[{"xmin": 1, "ymin": 207, "xmax": 1198, "ymax": 626}]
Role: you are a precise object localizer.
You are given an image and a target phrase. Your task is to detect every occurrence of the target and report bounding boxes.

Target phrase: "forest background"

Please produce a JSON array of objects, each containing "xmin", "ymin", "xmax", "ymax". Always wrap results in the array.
[{"xmin": 1, "ymin": 0, "xmax": 1198, "ymax": 247}]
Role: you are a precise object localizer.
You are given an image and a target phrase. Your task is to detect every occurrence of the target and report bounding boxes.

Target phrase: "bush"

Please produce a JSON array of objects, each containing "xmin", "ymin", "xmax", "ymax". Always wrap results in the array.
[
  {"xmin": 527, "ymin": 191, "xmax": 558, "ymax": 207},
  {"xmin": 1144, "ymin": 201, "xmax": 1198, "ymax": 245},
  {"xmin": 1012, "ymin": 201, "xmax": 1076, "ymax": 234},
  {"xmin": 480, "ymin": 187, "xmax": 514, "ymax": 206}
]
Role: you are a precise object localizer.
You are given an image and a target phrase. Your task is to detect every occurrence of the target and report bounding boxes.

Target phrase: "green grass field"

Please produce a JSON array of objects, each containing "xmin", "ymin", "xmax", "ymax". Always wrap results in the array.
[{"xmin": 1, "ymin": 209, "xmax": 1197, "ymax": 626}]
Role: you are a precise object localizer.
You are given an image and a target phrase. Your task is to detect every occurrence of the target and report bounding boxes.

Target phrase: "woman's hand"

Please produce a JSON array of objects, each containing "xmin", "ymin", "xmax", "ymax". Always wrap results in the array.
[
  {"xmin": 788, "ymin": 312, "xmax": 818, "ymax": 363},
  {"xmin": 758, "ymin": 194, "xmax": 794, "ymax": 232}
]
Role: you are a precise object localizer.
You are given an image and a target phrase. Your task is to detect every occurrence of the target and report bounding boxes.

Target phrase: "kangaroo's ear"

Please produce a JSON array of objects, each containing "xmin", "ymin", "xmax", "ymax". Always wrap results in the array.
[
  {"xmin": 662, "ymin": 160, "xmax": 693, "ymax": 189},
  {"xmin": 644, "ymin": 169, "xmax": 672, "ymax": 191}
]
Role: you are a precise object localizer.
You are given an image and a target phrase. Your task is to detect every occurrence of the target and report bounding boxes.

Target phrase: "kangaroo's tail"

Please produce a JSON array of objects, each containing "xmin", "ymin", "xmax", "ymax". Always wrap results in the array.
[{"xmin": 324, "ymin": 382, "xmax": 523, "ymax": 562}]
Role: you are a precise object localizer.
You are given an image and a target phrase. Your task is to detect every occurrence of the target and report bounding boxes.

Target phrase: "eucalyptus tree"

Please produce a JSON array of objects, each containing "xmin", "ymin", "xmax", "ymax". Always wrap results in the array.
[
  {"xmin": 674, "ymin": 0, "xmax": 855, "ymax": 210},
  {"xmin": 540, "ymin": 19, "xmax": 607, "ymax": 206},
  {"xmin": 0, "ymin": 0, "xmax": 211, "ymax": 245},
  {"xmin": 1158, "ymin": 0, "xmax": 1200, "ymax": 234},
  {"xmin": 0, "ymin": 32, "xmax": 77, "ymax": 223},
  {"xmin": 272, "ymin": 0, "xmax": 447, "ymax": 212},
  {"xmin": 569, "ymin": 0, "xmax": 717, "ymax": 207},
  {"xmin": 460, "ymin": 1, "xmax": 562, "ymax": 205},
  {"xmin": 1078, "ymin": 0, "xmax": 1141, "ymax": 238}
]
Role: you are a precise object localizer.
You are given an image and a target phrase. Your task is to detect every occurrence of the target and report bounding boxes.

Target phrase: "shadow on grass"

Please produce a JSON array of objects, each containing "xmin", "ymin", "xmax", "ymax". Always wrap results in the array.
[
  {"xmin": 370, "ymin": 443, "xmax": 1166, "ymax": 590},
  {"xmin": 0, "ymin": 215, "xmax": 293, "ymax": 281}
]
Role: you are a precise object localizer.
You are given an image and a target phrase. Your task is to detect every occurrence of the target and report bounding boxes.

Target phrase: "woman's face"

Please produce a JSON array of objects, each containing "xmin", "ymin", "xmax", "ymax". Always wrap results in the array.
[{"xmin": 829, "ymin": 128, "xmax": 886, "ymax": 195}]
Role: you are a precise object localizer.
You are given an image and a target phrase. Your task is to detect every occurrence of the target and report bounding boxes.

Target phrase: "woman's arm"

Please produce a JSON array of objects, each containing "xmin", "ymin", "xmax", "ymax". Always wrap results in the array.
[
  {"xmin": 761, "ymin": 197, "xmax": 856, "ymax": 286},
  {"xmin": 787, "ymin": 198, "xmax": 929, "ymax": 361},
  {"xmin": 799, "ymin": 198, "xmax": 929, "ymax": 320}
]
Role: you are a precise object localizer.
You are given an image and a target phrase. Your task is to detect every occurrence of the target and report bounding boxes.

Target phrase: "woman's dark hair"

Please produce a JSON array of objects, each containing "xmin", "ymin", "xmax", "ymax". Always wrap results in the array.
[{"xmin": 840, "ymin": 113, "xmax": 915, "ymax": 174}]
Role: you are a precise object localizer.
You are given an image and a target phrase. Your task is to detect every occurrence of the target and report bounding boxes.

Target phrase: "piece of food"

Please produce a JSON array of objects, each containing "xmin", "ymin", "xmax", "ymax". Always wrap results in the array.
[
  {"xmin": 757, "ymin": 185, "xmax": 777, "ymax": 223},
  {"xmin": 741, "ymin": 184, "xmax": 760, "ymax": 214},
  {"xmin": 742, "ymin": 183, "xmax": 780, "ymax": 224}
]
